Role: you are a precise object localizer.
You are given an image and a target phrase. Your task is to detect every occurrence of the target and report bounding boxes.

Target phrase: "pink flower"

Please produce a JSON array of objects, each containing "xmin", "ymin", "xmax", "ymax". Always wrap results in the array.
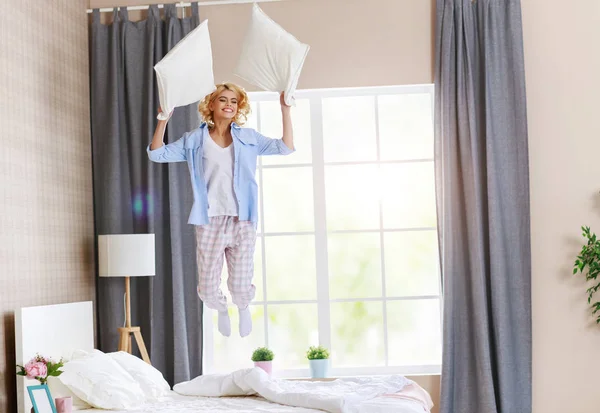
[{"xmin": 24, "ymin": 361, "xmax": 47, "ymax": 380}]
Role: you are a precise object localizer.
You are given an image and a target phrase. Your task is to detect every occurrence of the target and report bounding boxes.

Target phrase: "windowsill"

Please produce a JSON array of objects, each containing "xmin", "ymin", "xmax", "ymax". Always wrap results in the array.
[{"xmin": 266, "ymin": 365, "xmax": 442, "ymax": 380}]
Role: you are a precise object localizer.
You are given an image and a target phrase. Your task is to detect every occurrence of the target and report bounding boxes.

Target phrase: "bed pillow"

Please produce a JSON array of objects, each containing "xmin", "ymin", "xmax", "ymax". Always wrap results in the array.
[
  {"xmin": 154, "ymin": 19, "xmax": 216, "ymax": 120},
  {"xmin": 59, "ymin": 349, "xmax": 146, "ymax": 410},
  {"xmin": 108, "ymin": 351, "xmax": 171, "ymax": 400},
  {"xmin": 47, "ymin": 377, "xmax": 92, "ymax": 411},
  {"xmin": 234, "ymin": 3, "xmax": 310, "ymax": 106}
]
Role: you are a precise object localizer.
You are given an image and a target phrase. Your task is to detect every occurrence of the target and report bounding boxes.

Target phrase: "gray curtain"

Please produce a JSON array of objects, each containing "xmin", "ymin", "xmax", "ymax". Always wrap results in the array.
[
  {"xmin": 434, "ymin": 1, "xmax": 531, "ymax": 412},
  {"xmin": 90, "ymin": 4, "xmax": 203, "ymax": 385}
]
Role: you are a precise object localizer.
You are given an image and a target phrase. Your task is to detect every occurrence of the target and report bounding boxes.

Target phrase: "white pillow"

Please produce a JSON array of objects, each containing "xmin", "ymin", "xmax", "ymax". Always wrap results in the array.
[
  {"xmin": 47, "ymin": 377, "xmax": 92, "ymax": 411},
  {"xmin": 234, "ymin": 3, "xmax": 310, "ymax": 105},
  {"xmin": 59, "ymin": 349, "xmax": 146, "ymax": 410},
  {"xmin": 154, "ymin": 19, "xmax": 216, "ymax": 120},
  {"xmin": 108, "ymin": 351, "xmax": 170, "ymax": 400}
]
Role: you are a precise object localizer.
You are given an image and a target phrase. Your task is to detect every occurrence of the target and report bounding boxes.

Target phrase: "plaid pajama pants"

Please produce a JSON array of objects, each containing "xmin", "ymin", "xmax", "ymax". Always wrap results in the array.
[{"xmin": 195, "ymin": 216, "xmax": 257, "ymax": 311}]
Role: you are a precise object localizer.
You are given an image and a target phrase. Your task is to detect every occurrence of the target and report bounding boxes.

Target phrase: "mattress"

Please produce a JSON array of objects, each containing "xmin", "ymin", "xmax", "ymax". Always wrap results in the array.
[{"xmin": 78, "ymin": 391, "xmax": 429, "ymax": 413}]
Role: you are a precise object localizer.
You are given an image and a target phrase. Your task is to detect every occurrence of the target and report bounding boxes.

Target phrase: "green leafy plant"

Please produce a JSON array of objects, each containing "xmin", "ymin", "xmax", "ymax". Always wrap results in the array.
[
  {"xmin": 306, "ymin": 345, "xmax": 330, "ymax": 360},
  {"xmin": 251, "ymin": 347, "xmax": 274, "ymax": 362},
  {"xmin": 573, "ymin": 226, "xmax": 600, "ymax": 324}
]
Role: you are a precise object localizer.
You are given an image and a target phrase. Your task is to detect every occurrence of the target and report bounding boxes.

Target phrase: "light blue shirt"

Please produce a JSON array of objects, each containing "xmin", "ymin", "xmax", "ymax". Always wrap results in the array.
[{"xmin": 147, "ymin": 122, "xmax": 294, "ymax": 225}]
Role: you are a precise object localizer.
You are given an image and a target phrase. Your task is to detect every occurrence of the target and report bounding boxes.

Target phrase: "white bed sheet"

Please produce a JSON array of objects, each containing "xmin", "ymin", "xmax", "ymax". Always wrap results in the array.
[{"xmin": 77, "ymin": 391, "xmax": 428, "ymax": 413}]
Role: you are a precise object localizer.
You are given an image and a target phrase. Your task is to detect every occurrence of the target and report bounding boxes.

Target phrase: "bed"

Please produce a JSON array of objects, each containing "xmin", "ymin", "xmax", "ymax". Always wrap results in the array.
[
  {"xmin": 15, "ymin": 301, "xmax": 433, "ymax": 413},
  {"xmin": 75, "ymin": 393, "xmax": 429, "ymax": 413}
]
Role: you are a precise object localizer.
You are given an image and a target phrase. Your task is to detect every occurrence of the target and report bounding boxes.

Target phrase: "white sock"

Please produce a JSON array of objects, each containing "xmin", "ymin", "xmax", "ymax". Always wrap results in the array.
[
  {"xmin": 218, "ymin": 310, "xmax": 231, "ymax": 337},
  {"xmin": 238, "ymin": 306, "xmax": 252, "ymax": 337}
]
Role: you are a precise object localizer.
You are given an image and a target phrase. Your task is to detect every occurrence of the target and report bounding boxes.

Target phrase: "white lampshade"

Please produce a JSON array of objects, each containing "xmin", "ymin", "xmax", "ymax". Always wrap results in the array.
[{"xmin": 98, "ymin": 234, "xmax": 156, "ymax": 278}]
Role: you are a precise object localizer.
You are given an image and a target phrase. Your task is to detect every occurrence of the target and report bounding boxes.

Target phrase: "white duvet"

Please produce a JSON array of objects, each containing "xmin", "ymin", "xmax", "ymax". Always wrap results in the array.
[
  {"xmin": 78, "ymin": 393, "xmax": 428, "ymax": 413},
  {"xmin": 173, "ymin": 368, "xmax": 413, "ymax": 413}
]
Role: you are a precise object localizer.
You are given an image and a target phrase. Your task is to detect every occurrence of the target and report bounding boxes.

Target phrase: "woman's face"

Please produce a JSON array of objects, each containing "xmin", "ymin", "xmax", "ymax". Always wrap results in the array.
[{"xmin": 210, "ymin": 89, "xmax": 238, "ymax": 122}]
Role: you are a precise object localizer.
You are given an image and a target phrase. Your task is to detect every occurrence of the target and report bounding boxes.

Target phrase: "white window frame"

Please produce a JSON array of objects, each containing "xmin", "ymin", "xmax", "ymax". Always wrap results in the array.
[{"xmin": 203, "ymin": 84, "xmax": 442, "ymax": 377}]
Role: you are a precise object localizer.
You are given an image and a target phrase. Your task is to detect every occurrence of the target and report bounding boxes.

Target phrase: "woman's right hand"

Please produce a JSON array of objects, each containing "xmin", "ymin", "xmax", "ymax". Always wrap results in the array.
[{"xmin": 158, "ymin": 106, "xmax": 173, "ymax": 121}]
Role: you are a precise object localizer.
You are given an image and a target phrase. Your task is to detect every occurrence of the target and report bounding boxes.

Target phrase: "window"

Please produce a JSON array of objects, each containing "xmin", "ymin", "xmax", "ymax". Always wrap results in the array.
[{"xmin": 203, "ymin": 85, "xmax": 441, "ymax": 377}]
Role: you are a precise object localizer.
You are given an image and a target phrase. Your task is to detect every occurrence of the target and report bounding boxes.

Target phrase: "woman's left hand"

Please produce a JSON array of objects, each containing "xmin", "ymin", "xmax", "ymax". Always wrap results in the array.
[{"xmin": 280, "ymin": 92, "xmax": 291, "ymax": 109}]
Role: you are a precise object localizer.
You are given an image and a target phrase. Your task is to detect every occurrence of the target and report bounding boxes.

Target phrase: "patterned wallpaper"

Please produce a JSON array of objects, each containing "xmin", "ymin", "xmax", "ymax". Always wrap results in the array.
[{"xmin": 0, "ymin": 1, "xmax": 95, "ymax": 411}]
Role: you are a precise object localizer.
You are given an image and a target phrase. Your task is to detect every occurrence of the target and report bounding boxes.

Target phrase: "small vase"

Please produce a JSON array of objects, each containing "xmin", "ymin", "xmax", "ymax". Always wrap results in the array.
[
  {"xmin": 55, "ymin": 396, "xmax": 73, "ymax": 413},
  {"xmin": 254, "ymin": 361, "xmax": 273, "ymax": 375},
  {"xmin": 309, "ymin": 359, "xmax": 330, "ymax": 378}
]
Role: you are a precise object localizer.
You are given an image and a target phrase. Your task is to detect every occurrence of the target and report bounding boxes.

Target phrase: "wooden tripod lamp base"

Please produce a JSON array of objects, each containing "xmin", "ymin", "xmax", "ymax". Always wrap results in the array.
[
  {"xmin": 118, "ymin": 276, "xmax": 151, "ymax": 365},
  {"xmin": 118, "ymin": 326, "xmax": 150, "ymax": 364}
]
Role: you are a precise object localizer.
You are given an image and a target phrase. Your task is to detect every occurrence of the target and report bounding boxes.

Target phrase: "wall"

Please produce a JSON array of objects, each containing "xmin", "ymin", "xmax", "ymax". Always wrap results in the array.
[
  {"xmin": 89, "ymin": 0, "xmax": 434, "ymax": 89},
  {"xmin": 0, "ymin": 1, "xmax": 96, "ymax": 412},
  {"xmin": 522, "ymin": 1, "xmax": 600, "ymax": 412}
]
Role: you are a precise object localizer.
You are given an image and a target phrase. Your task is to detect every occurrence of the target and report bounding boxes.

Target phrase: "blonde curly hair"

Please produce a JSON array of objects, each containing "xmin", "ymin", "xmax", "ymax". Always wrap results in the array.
[{"xmin": 198, "ymin": 82, "xmax": 251, "ymax": 126}]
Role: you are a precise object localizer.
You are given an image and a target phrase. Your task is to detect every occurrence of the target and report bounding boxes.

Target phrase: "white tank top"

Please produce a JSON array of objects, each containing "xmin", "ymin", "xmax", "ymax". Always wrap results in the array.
[{"xmin": 202, "ymin": 134, "xmax": 238, "ymax": 217}]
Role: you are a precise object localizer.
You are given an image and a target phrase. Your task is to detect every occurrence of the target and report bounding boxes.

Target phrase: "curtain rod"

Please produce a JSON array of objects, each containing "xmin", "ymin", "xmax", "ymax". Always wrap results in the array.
[{"xmin": 86, "ymin": 0, "xmax": 287, "ymax": 13}]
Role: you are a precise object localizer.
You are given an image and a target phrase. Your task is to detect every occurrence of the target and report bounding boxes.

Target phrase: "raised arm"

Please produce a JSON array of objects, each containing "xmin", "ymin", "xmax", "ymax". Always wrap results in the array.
[
  {"xmin": 255, "ymin": 93, "xmax": 296, "ymax": 156},
  {"xmin": 150, "ymin": 108, "xmax": 172, "ymax": 150},
  {"xmin": 147, "ymin": 108, "xmax": 187, "ymax": 163},
  {"xmin": 280, "ymin": 92, "xmax": 294, "ymax": 151}
]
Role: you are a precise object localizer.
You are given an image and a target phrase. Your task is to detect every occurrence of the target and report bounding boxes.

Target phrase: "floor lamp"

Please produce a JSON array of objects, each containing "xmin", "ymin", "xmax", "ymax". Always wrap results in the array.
[{"xmin": 98, "ymin": 234, "xmax": 155, "ymax": 364}]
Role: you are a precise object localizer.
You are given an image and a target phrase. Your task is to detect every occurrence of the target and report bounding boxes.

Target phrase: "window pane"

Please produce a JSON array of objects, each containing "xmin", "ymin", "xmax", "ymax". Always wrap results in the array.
[
  {"xmin": 267, "ymin": 304, "xmax": 318, "ymax": 369},
  {"xmin": 259, "ymin": 99, "xmax": 312, "ymax": 165},
  {"xmin": 328, "ymin": 233, "xmax": 381, "ymax": 299},
  {"xmin": 217, "ymin": 238, "xmax": 264, "ymax": 302},
  {"xmin": 378, "ymin": 93, "xmax": 433, "ymax": 160},
  {"xmin": 330, "ymin": 301, "xmax": 385, "ymax": 367},
  {"xmin": 325, "ymin": 165, "xmax": 379, "ymax": 231},
  {"xmin": 211, "ymin": 305, "xmax": 265, "ymax": 373},
  {"xmin": 262, "ymin": 167, "xmax": 314, "ymax": 233},
  {"xmin": 265, "ymin": 235, "xmax": 316, "ymax": 301},
  {"xmin": 381, "ymin": 162, "xmax": 436, "ymax": 229},
  {"xmin": 387, "ymin": 299, "xmax": 442, "ymax": 366},
  {"xmin": 323, "ymin": 96, "xmax": 377, "ymax": 162},
  {"xmin": 384, "ymin": 231, "xmax": 440, "ymax": 297},
  {"xmin": 253, "ymin": 239, "xmax": 264, "ymax": 302},
  {"xmin": 245, "ymin": 101, "xmax": 259, "ymax": 130},
  {"xmin": 256, "ymin": 176, "xmax": 262, "ymax": 235}
]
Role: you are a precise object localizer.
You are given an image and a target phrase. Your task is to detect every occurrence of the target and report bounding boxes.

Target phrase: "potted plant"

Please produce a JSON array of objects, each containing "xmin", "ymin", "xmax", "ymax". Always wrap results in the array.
[
  {"xmin": 573, "ymin": 226, "xmax": 600, "ymax": 323},
  {"xmin": 306, "ymin": 345, "xmax": 330, "ymax": 378},
  {"xmin": 251, "ymin": 347, "xmax": 274, "ymax": 375}
]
